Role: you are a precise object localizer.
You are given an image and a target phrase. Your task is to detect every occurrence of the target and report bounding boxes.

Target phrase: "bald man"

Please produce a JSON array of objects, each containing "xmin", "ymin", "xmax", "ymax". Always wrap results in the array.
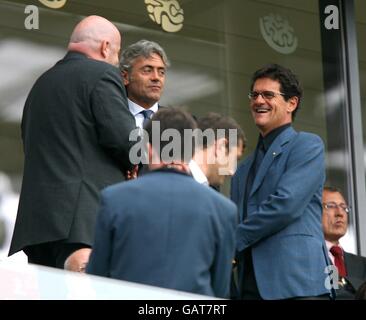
[{"xmin": 9, "ymin": 16, "xmax": 137, "ymax": 271}]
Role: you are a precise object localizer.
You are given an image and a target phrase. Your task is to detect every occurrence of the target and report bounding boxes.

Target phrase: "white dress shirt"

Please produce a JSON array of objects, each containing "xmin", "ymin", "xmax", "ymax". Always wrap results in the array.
[
  {"xmin": 128, "ymin": 99, "xmax": 158, "ymax": 129},
  {"xmin": 189, "ymin": 159, "xmax": 209, "ymax": 186}
]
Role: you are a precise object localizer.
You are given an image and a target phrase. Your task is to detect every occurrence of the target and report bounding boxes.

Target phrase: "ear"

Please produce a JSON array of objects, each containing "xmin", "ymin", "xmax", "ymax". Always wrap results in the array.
[
  {"xmin": 100, "ymin": 40, "xmax": 109, "ymax": 59},
  {"xmin": 122, "ymin": 70, "xmax": 129, "ymax": 86},
  {"xmin": 214, "ymin": 138, "xmax": 227, "ymax": 157},
  {"xmin": 287, "ymin": 96, "xmax": 299, "ymax": 113}
]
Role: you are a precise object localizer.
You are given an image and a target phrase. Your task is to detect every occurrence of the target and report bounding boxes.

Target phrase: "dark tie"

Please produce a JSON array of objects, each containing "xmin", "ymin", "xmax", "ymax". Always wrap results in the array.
[
  {"xmin": 330, "ymin": 245, "xmax": 347, "ymax": 278},
  {"xmin": 140, "ymin": 110, "xmax": 154, "ymax": 129}
]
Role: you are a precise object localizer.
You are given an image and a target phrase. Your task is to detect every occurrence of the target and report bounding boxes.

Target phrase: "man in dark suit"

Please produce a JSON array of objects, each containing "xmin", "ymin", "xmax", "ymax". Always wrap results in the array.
[
  {"xmin": 9, "ymin": 16, "xmax": 137, "ymax": 271},
  {"xmin": 231, "ymin": 64, "xmax": 331, "ymax": 299},
  {"xmin": 120, "ymin": 39, "xmax": 169, "ymax": 129},
  {"xmin": 86, "ymin": 107, "xmax": 237, "ymax": 298},
  {"xmin": 120, "ymin": 40, "xmax": 169, "ymax": 178},
  {"xmin": 322, "ymin": 186, "xmax": 366, "ymax": 299}
]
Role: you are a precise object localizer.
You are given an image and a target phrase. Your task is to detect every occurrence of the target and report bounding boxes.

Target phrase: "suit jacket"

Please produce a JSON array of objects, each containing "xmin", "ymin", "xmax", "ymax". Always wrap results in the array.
[
  {"xmin": 86, "ymin": 169, "xmax": 237, "ymax": 298},
  {"xmin": 231, "ymin": 126, "xmax": 331, "ymax": 299},
  {"xmin": 9, "ymin": 52, "xmax": 137, "ymax": 255},
  {"xmin": 344, "ymin": 251, "xmax": 366, "ymax": 291}
]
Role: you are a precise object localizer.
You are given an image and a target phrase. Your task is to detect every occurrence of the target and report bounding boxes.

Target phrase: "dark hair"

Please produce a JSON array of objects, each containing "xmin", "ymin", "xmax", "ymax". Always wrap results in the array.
[
  {"xmin": 196, "ymin": 113, "xmax": 246, "ymax": 151},
  {"xmin": 323, "ymin": 186, "xmax": 344, "ymax": 194},
  {"xmin": 144, "ymin": 107, "xmax": 197, "ymax": 162},
  {"xmin": 250, "ymin": 63, "xmax": 303, "ymax": 119}
]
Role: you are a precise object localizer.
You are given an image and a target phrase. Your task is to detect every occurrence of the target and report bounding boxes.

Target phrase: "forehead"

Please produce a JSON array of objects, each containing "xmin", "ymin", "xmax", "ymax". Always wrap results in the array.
[
  {"xmin": 253, "ymin": 77, "xmax": 281, "ymax": 91},
  {"xmin": 132, "ymin": 53, "xmax": 165, "ymax": 67},
  {"xmin": 322, "ymin": 190, "xmax": 346, "ymax": 203}
]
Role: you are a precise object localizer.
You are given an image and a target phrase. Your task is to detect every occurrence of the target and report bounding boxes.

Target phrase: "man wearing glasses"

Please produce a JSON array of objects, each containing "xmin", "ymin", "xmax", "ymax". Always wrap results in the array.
[
  {"xmin": 322, "ymin": 186, "xmax": 366, "ymax": 299},
  {"xmin": 231, "ymin": 63, "xmax": 331, "ymax": 299}
]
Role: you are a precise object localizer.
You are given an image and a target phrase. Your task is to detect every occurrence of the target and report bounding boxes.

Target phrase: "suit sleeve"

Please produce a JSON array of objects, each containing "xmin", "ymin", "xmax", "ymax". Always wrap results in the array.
[
  {"xmin": 91, "ymin": 67, "xmax": 138, "ymax": 171},
  {"xmin": 236, "ymin": 134, "xmax": 325, "ymax": 252},
  {"xmin": 86, "ymin": 194, "xmax": 113, "ymax": 277},
  {"xmin": 210, "ymin": 200, "xmax": 237, "ymax": 298}
]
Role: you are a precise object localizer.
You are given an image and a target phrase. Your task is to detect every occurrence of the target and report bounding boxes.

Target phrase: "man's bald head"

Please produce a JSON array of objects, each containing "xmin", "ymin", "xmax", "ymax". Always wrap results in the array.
[{"xmin": 68, "ymin": 15, "xmax": 121, "ymax": 67}]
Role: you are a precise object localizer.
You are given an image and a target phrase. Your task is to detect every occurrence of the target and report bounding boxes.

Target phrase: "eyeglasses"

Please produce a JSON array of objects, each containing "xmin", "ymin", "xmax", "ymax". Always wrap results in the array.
[
  {"xmin": 323, "ymin": 202, "xmax": 351, "ymax": 214},
  {"xmin": 248, "ymin": 91, "xmax": 286, "ymax": 101}
]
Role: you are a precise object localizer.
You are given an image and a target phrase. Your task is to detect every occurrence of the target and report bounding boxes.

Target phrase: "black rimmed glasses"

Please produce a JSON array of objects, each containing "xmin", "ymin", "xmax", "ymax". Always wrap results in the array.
[
  {"xmin": 323, "ymin": 202, "xmax": 351, "ymax": 214},
  {"xmin": 248, "ymin": 90, "xmax": 286, "ymax": 101}
]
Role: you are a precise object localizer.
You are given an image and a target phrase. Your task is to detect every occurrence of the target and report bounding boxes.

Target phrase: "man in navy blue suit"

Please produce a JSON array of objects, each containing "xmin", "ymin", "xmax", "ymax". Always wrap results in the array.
[
  {"xmin": 231, "ymin": 64, "xmax": 331, "ymax": 299},
  {"xmin": 87, "ymin": 107, "xmax": 237, "ymax": 298}
]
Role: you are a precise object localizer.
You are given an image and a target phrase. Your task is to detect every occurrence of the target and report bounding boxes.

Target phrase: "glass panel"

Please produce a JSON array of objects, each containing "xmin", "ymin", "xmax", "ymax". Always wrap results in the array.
[
  {"xmin": 355, "ymin": 0, "xmax": 366, "ymax": 253},
  {"xmin": 0, "ymin": 0, "xmax": 357, "ymax": 252}
]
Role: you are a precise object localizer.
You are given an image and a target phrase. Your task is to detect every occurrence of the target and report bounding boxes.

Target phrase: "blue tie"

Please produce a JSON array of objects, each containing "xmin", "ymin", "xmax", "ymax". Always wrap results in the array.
[{"xmin": 140, "ymin": 110, "xmax": 154, "ymax": 129}]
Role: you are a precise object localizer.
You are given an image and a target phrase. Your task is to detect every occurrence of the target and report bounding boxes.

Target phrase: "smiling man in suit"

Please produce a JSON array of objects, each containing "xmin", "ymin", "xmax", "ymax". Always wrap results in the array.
[
  {"xmin": 231, "ymin": 64, "xmax": 331, "ymax": 299},
  {"xmin": 322, "ymin": 186, "xmax": 366, "ymax": 299}
]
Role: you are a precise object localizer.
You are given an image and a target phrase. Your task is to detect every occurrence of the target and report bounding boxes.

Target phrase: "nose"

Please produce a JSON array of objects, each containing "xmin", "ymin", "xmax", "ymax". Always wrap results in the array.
[
  {"xmin": 251, "ymin": 93, "xmax": 266, "ymax": 104},
  {"xmin": 334, "ymin": 206, "xmax": 346, "ymax": 217},
  {"xmin": 150, "ymin": 69, "xmax": 162, "ymax": 81}
]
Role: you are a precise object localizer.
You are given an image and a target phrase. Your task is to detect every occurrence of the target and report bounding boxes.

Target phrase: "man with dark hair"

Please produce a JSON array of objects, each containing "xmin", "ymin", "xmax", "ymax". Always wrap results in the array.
[
  {"xmin": 87, "ymin": 107, "xmax": 237, "ymax": 298},
  {"xmin": 120, "ymin": 39, "xmax": 169, "ymax": 129},
  {"xmin": 231, "ymin": 64, "xmax": 331, "ymax": 299},
  {"xmin": 322, "ymin": 186, "xmax": 366, "ymax": 299},
  {"xmin": 190, "ymin": 112, "xmax": 245, "ymax": 188},
  {"xmin": 9, "ymin": 16, "xmax": 137, "ymax": 272}
]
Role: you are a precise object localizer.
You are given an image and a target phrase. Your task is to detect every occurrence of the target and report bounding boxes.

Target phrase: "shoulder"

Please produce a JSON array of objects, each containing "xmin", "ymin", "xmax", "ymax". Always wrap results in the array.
[
  {"xmin": 64, "ymin": 52, "xmax": 120, "ymax": 79},
  {"xmin": 345, "ymin": 251, "xmax": 366, "ymax": 264},
  {"xmin": 101, "ymin": 178, "xmax": 141, "ymax": 200},
  {"xmin": 297, "ymin": 131, "xmax": 324, "ymax": 145},
  {"xmin": 234, "ymin": 153, "xmax": 254, "ymax": 176},
  {"xmin": 205, "ymin": 187, "xmax": 237, "ymax": 215}
]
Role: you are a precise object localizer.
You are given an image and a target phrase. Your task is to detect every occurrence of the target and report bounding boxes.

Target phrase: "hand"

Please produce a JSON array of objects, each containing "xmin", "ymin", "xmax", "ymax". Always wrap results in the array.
[
  {"xmin": 64, "ymin": 248, "xmax": 92, "ymax": 273},
  {"xmin": 125, "ymin": 165, "xmax": 139, "ymax": 180}
]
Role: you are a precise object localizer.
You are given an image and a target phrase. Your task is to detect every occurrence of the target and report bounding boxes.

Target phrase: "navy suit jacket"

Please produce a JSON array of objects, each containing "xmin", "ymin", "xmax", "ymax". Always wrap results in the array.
[
  {"xmin": 231, "ymin": 127, "xmax": 331, "ymax": 299},
  {"xmin": 87, "ymin": 169, "xmax": 237, "ymax": 298}
]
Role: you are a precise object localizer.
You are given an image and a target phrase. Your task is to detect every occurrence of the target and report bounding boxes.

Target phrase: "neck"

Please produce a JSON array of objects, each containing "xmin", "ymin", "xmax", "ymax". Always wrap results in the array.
[
  {"xmin": 150, "ymin": 161, "xmax": 189, "ymax": 173},
  {"xmin": 192, "ymin": 149, "xmax": 210, "ymax": 177},
  {"xmin": 327, "ymin": 238, "xmax": 340, "ymax": 246},
  {"xmin": 128, "ymin": 97, "xmax": 157, "ymax": 110}
]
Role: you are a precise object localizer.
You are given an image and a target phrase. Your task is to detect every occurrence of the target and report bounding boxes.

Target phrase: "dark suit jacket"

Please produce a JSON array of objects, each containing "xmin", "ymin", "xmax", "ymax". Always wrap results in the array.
[
  {"xmin": 9, "ymin": 51, "xmax": 137, "ymax": 255},
  {"xmin": 86, "ymin": 169, "xmax": 237, "ymax": 298},
  {"xmin": 345, "ymin": 251, "xmax": 366, "ymax": 291},
  {"xmin": 231, "ymin": 127, "xmax": 330, "ymax": 299}
]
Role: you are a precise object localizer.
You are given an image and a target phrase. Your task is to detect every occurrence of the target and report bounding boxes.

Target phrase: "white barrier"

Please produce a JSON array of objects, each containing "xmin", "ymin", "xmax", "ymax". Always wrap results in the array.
[{"xmin": 0, "ymin": 261, "xmax": 218, "ymax": 300}]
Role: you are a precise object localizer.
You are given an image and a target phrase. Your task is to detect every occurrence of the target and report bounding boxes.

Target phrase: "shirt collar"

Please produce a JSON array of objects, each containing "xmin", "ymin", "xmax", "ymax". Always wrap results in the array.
[
  {"xmin": 259, "ymin": 123, "xmax": 291, "ymax": 152},
  {"xmin": 326, "ymin": 240, "xmax": 342, "ymax": 252},
  {"xmin": 189, "ymin": 159, "xmax": 209, "ymax": 186},
  {"xmin": 128, "ymin": 99, "xmax": 159, "ymax": 116}
]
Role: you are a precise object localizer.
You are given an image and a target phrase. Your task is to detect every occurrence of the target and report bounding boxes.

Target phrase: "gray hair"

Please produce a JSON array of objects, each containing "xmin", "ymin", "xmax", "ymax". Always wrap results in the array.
[{"xmin": 120, "ymin": 39, "xmax": 170, "ymax": 73}]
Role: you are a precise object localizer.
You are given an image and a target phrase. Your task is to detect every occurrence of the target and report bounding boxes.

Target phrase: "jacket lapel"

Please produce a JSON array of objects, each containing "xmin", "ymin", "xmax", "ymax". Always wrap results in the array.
[
  {"xmin": 237, "ymin": 155, "xmax": 254, "ymax": 221},
  {"xmin": 249, "ymin": 127, "xmax": 297, "ymax": 197}
]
